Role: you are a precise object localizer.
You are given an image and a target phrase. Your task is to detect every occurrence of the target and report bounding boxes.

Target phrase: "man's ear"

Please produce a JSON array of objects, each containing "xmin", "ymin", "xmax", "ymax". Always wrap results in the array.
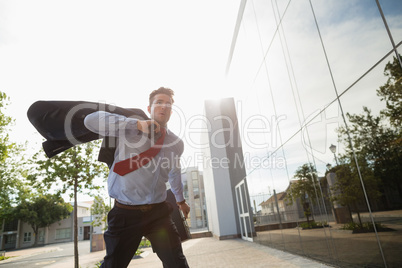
[{"xmin": 147, "ymin": 105, "xmax": 151, "ymax": 114}]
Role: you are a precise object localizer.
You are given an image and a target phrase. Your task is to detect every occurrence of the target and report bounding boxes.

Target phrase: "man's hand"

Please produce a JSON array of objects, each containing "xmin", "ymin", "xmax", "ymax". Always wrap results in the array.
[
  {"xmin": 137, "ymin": 120, "xmax": 160, "ymax": 134},
  {"xmin": 178, "ymin": 202, "xmax": 190, "ymax": 219}
]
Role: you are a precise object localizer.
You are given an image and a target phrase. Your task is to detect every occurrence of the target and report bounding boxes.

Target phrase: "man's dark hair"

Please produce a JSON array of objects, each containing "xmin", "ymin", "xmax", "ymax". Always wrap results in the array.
[{"xmin": 149, "ymin": 87, "xmax": 175, "ymax": 107}]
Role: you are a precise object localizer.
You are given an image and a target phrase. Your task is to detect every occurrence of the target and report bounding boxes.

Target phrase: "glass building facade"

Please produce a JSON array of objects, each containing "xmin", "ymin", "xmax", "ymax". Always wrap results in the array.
[{"xmin": 225, "ymin": 1, "xmax": 402, "ymax": 267}]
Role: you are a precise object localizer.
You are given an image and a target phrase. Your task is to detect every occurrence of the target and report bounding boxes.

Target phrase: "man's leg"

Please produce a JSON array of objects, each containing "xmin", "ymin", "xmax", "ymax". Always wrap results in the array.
[
  {"xmin": 145, "ymin": 202, "xmax": 189, "ymax": 268},
  {"xmin": 101, "ymin": 206, "xmax": 143, "ymax": 268}
]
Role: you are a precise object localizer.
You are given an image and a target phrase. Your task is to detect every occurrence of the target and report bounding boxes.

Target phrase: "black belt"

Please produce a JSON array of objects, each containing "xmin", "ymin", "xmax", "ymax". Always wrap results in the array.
[{"xmin": 114, "ymin": 200, "xmax": 163, "ymax": 212}]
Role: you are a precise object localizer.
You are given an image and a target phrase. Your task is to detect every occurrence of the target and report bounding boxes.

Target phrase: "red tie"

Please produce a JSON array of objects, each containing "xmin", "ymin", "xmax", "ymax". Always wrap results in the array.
[{"xmin": 113, "ymin": 128, "xmax": 166, "ymax": 176}]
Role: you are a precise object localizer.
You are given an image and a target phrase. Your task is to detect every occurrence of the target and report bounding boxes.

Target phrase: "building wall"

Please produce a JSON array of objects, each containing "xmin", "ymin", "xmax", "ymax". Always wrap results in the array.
[
  {"xmin": 77, "ymin": 205, "xmax": 91, "ymax": 218},
  {"xmin": 182, "ymin": 167, "xmax": 208, "ymax": 230},
  {"xmin": 202, "ymin": 98, "xmax": 254, "ymax": 239},
  {"xmin": 0, "ymin": 203, "xmax": 101, "ymax": 250},
  {"xmin": 201, "ymin": 126, "xmax": 220, "ymax": 236},
  {"xmin": 203, "ymin": 99, "xmax": 237, "ymax": 238}
]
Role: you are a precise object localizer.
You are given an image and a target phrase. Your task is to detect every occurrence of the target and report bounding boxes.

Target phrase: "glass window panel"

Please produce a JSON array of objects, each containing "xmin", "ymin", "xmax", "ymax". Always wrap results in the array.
[{"xmin": 229, "ymin": 0, "xmax": 402, "ymax": 267}]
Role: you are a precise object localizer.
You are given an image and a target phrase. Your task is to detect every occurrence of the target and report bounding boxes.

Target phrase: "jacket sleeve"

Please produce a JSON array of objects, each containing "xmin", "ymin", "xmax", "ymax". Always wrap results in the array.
[
  {"xmin": 168, "ymin": 139, "xmax": 185, "ymax": 203},
  {"xmin": 84, "ymin": 111, "xmax": 139, "ymax": 137}
]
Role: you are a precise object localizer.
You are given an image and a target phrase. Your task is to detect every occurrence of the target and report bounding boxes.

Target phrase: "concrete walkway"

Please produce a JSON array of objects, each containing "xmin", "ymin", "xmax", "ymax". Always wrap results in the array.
[
  {"xmin": 0, "ymin": 237, "xmax": 332, "ymax": 268},
  {"xmin": 3, "ymin": 209, "xmax": 402, "ymax": 267},
  {"xmin": 127, "ymin": 237, "xmax": 332, "ymax": 268},
  {"xmin": 2, "ymin": 210, "xmax": 401, "ymax": 267}
]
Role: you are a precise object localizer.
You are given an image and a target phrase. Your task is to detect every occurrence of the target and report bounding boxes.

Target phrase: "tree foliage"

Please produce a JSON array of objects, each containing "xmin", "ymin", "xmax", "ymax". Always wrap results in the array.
[
  {"xmin": 15, "ymin": 194, "xmax": 73, "ymax": 246},
  {"xmin": 377, "ymin": 57, "xmax": 402, "ymax": 127},
  {"xmin": 27, "ymin": 141, "xmax": 108, "ymax": 268},
  {"xmin": 329, "ymin": 160, "xmax": 381, "ymax": 225},
  {"xmin": 91, "ymin": 195, "xmax": 111, "ymax": 230},
  {"xmin": 337, "ymin": 56, "xmax": 402, "ymax": 209},
  {"xmin": 0, "ymin": 92, "xmax": 29, "ymax": 222},
  {"xmin": 28, "ymin": 142, "xmax": 108, "ymax": 196},
  {"xmin": 286, "ymin": 163, "xmax": 321, "ymax": 223}
]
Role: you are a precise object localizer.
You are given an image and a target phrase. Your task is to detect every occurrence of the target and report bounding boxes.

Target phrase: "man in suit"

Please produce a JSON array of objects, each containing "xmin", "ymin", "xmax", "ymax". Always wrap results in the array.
[{"xmin": 84, "ymin": 87, "xmax": 190, "ymax": 268}]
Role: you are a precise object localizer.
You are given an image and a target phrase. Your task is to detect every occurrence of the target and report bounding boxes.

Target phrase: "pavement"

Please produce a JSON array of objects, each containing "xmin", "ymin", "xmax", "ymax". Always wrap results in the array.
[
  {"xmin": 3, "ymin": 210, "xmax": 400, "ymax": 267},
  {"xmin": 0, "ymin": 236, "xmax": 332, "ymax": 268}
]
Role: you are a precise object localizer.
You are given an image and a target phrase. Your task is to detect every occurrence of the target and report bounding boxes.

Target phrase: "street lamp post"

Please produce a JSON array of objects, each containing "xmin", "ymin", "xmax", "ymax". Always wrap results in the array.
[
  {"xmin": 329, "ymin": 144, "xmax": 339, "ymax": 166},
  {"xmin": 326, "ymin": 163, "xmax": 332, "ymax": 171},
  {"xmin": 329, "ymin": 143, "xmax": 352, "ymax": 223}
]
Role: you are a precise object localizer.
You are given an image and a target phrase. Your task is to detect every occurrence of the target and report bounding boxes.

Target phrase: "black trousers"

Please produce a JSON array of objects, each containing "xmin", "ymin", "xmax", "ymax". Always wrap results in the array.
[{"xmin": 100, "ymin": 201, "xmax": 189, "ymax": 268}]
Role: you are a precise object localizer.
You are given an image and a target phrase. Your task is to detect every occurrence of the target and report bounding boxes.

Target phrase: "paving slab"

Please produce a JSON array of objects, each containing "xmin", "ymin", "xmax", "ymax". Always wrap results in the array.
[{"xmin": 127, "ymin": 237, "xmax": 332, "ymax": 268}]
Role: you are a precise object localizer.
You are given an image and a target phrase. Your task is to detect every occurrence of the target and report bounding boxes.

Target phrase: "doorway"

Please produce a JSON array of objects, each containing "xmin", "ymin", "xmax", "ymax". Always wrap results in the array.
[
  {"xmin": 235, "ymin": 180, "xmax": 253, "ymax": 241},
  {"xmin": 83, "ymin": 226, "xmax": 91, "ymax": 240}
]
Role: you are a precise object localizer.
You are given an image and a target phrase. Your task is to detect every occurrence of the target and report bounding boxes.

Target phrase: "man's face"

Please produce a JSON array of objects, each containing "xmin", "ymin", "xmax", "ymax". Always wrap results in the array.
[{"xmin": 147, "ymin": 93, "xmax": 172, "ymax": 126}]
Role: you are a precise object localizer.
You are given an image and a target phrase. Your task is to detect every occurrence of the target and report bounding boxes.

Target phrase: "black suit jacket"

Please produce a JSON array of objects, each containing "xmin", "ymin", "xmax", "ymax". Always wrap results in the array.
[{"xmin": 27, "ymin": 100, "xmax": 149, "ymax": 167}]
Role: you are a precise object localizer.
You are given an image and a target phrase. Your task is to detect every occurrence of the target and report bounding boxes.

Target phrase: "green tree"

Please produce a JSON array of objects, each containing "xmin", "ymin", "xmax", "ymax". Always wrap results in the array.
[
  {"xmin": 377, "ymin": 56, "xmax": 402, "ymax": 127},
  {"xmin": 329, "ymin": 160, "xmax": 381, "ymax": 225},
  {"xmin": 15, "ymin": 194, "xmax": 72, "ymax": 246},
  {"xmin": 376, "ymin": 56, "xmax": 402, "ymax": 201},
  {"xmin": 339, "ymin": 107, "xmax": 401, "ymax": 205},
  {"xmin": 27, "ymin": 141, "xmax": 108, "ymax": 268},
  {"xmin": 337, "ymin": 56, "xmax": 402, "ymax": 208},
  {"xmin": 286, "ymin": 163, "xmax": 321, "ymax": 224},
  {"xmin": 91, "ymin": 195, "xmax": 111, "ymax": 231},
  {"xmin": 0, "ymin": 92, "xmax": 28, "ymax": 223}
]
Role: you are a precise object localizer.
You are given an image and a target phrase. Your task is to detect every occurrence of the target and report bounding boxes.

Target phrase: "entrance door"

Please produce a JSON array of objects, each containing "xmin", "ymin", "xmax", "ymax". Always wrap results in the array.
[
  {"xmin": 235, "ymin": 180, "xmax": 253, "ymax": 241},
  {"xmin": 4, "ymin": 234, "xmax": 17, "ymax": 249},
  {"xmin": 83, "ymin": 226, "xmax": 91, "ymax": 240}
]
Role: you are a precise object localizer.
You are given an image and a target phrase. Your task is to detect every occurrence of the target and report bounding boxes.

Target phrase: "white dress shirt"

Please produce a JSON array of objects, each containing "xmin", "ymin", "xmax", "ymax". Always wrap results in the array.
[{"xmin": 84, "ymin": 111, "xmax": 185, "ymax": 205}]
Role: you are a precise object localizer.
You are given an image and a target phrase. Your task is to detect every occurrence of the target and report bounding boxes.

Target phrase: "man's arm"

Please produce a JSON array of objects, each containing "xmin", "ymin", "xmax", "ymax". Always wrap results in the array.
[
  {"xmin": 84, "ymin": 111, "xmax": 138, "ymax": 136},
  {"xmin": 84, "ymin": 111, "xmax": 160, "ymax": 136},
  {"xmin": 168, "ymin": 140, "xmax": 190, "ymax": 218},
  {"xmin": 177, "ymin": 200, "xmax": 190, "ymax": 219}
]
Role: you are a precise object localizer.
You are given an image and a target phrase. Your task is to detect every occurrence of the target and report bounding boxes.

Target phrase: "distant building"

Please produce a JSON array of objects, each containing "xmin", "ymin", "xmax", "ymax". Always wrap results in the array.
[
  {"xmin": 260, "ymin": 191, "xmax": 288, "ymax": 215},
  {"xmin": 258, "ymin": 189, "xmax": 299, "ymax": 224},
  {"xmin": 181, "ymin": 167, "xmax": 208, "ymax": 230},
  {"xmin": 257, "ymin": 182, "xmax": 307, "ymax": 226},
  {"xmin": 257, "ymin": 180, "xmax": 334, "ymax": 226},
  {"xmin": 0, "ymin": 201, "xmax": 104, "ymax": 250}
]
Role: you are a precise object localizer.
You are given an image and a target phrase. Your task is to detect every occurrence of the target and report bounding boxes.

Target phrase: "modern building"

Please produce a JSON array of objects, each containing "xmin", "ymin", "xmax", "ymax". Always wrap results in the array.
[
  {"xmin": 181, "ymin": 167, "xmax": 208, "ymax": 231},
  {"xmin": 201, "ymin": 98, "xmax": 254, "ymax": 241}
]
